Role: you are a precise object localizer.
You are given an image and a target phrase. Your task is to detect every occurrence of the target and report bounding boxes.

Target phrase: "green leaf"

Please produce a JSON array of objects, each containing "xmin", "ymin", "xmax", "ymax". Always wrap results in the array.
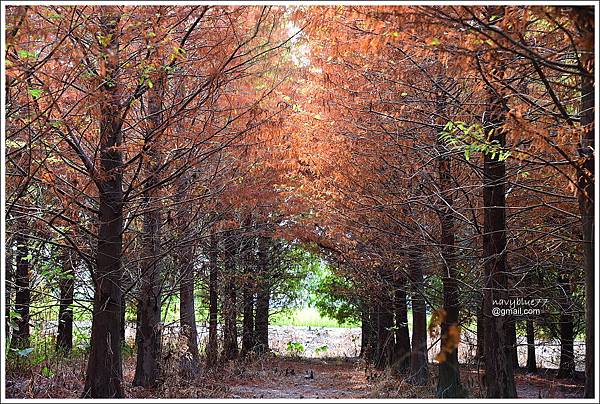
[
  {"xmin": 147, "ymin": 79, "xmax": 153, "ymax": 89},
  {"xmin": 18, "ymin": 49, "xmax": 38, "ymax": 59},
  {"xmin": 429, "ymin": 38, "xmax": 441, "ymax": 46},
  {"xmin": 400, "ymin": 92, "xmax": 408, "ymax": 97},
  {"xmin": 41, "ymin": 366, "xmax": 55, "ymax": 378},
  {"xmin": 28, "ymin": 88, "xmax": 43, "ymax": 100}
]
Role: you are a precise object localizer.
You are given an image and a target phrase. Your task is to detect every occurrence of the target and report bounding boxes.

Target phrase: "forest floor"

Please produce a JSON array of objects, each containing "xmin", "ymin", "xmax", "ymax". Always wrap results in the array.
[{"xmin": 5, "ymin": 353, "xmax": 585, "ymax": 399}]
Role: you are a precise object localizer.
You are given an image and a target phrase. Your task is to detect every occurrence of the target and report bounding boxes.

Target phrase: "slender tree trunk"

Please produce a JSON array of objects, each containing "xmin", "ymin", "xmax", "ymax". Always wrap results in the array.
[
  {"xmin": 83, "ymin": 11, "xmax": 124, "ymax": 397},
  {"xmin": 254, "ymin": 237, "xmax": 269, "ymax": 354},
  {"xmin": 206, "ymin": 230, "xmax": 219, "ymax": 366},
  {"xmin": 11, "ymin": 231, "xmax": 30, "ymax": 350},
  {"xmin": 5, "ymin": 236, "xmax": 13, "ymax": 342},
  {"xmin": 360, "ymin": 301, "xmax": 370, "ymax": 358},
  {"xmin": 482, "ymin": 55, "xmax": 517, "ymax": 397},
  {"xmin": 375, "ymin": 296, "xmax": 394, "ymax": 370},
  {"xmin": 241, "ymin": 266, "xmax": 255, "ymax": 357},
  {"xmin": 134, "ymin": 73, "xmax": 165, "ymax": 387},
  {"xmin": 557, "ymin": 315, "xmax": 575, "ymax": 379},
  {"xmin": 409, "ymin": 253, "xmax": 428, "ymax": 385},
  {"xmin": 254, "ymin": 287, "xmax": 269, "ymax": 353},
  {"xmin": 120, "ymin": 296, "xmax": 126, "ymax": 346},
  {"xmin": 476, "ymin": 300, "xmax": 485, "ymax": 363},
  {"xmin": 173, "ymin": 174, "xmax": 200, "ymax": 373},
  {"xmin": 56, "ymin": 249, "xmax": 74, "ymax": 353},
  {"xmin": 506, "ymin": 317, "xmax": 518, "ymax": 369},
  {"xmin": 222, "ymin": 233, "xmax": 238, "ymax": 360},
  {"xmin": 393, "ymin": 282, "xmax": 410, "ymax": 373},
  {"xmin": 363, "ymin": 302, "xmax": 376, "ymax": 362},
  {"xmin": 577, "ymin": 22, "xmax": 594, "ymax": 395},
  {"xmin": 179, "ymin": 249, "xmax": 199, "ymax": 375},
  {"xmin": 526, "ymin": 319, "xmax": 536, "ymax": 373},
  {"xmin": 435, "ymin": 90, "xmax": 463, "ymax": 397}
]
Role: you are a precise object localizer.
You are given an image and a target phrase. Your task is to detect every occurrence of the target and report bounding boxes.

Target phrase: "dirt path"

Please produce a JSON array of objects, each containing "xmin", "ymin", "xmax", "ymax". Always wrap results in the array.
[
  {"xmin": 5, "ymin": 354, "xmax": 585, "ymax": 399},
  {"xmin": 224, "ymin": 357, "xmax": 370, "ymax": 399},
  {"xmin": 217, "ymin": 357, "xmax": 585, "ymax": 399}
]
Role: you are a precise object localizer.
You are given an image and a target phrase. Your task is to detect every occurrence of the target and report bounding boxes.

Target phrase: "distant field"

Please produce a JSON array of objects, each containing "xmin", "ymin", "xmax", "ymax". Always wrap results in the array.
[{"xmin": 270, "ymin": 307, "xmax": 359, "ymax": 328}]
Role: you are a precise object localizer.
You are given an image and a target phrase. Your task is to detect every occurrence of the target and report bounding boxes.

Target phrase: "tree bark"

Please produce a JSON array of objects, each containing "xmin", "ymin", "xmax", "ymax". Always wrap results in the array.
[
  {"xmin": 11, "ymin": 231, "xmax": 30, "ymax": 350},
  {"xmin": 133, "ymin": 72, "xmax": 165, "ymax": 387},
  {"xmin": 526, "ymin": 319, "xmax": 536, "ymax": 373},
  {"xmin": 476, "ymin": 300, "xmax": 485, "ymax": 363},
  {"xmin": 56, "ymin": 249, "xmax": 74, "ymax": 353},
  {"xmin": 435, "ymin": 90, "xmax": 463, "ymax": 397},
  {"xmin": 577, "ymin": 28, "xmax": 594, "ymax": 396},
  {"xmin": 360, "ymin": 300, "xmax": 371, "ymax": 359},
  {"xmin": 506, "ymin": 317, "xmax": 518, "ymax": 369},
  {"xmin": 409, "ymin": 253, "xmax": 428, "ymax": 385},
  {"xmin": 221, "ymin": 232, "xmax": 238, "ymax": 361},
  {"xmin": 254, "ymin": 236, "xmax": 269, "ymax": 354},
  {"xmin": 241, "ymin": 261, "xmax": 255, "ymax": 356},
  {"xmin": 393, "ymin": 282, "xmax": 410, "ymax": 373},
  {"xmin": 179, "ymin": 249, "xmax": 199, "ymax": 375},
  {"xmin": 5, "ymin": 236, "xmax": 13, "ymax": 342},
  {"xmin": 557, "ymin": 274, "xmax": 575, "ymax": 379},
  {"xmin": 206, "ymin": 230, "xmax": 219, "ymax": 366},
  {"xmin": 83, "ymin": 11, "xmax": 124, "ymax": 398},
  {"xmin": 375, "ymin": 296, "xmax": 394, "ymax": 370},
  {"xmin": 482, "ymin": 62, "xmax": 517, "ymax": 397}
]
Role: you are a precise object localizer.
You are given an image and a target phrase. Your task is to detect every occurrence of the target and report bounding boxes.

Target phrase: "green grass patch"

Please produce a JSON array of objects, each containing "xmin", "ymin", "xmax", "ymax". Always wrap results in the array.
[{"xmin": 270, "ymin": 307, "xmax": 359, "ymax": 328}]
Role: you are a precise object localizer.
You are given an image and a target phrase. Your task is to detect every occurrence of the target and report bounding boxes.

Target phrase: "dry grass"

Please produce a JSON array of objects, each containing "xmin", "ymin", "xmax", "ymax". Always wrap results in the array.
[{"xmin": 5, "ymin": 349, "xmax": 585, "ymax": 399}]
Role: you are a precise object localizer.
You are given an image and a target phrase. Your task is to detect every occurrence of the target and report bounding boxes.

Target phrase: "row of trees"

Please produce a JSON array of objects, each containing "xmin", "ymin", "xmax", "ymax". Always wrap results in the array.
[
  {"xmin": 283, "ymin": 4, "xmax": 594, "ymax": 398},
  {"xmin": 4, "ymin": 4, "xmax": 595, "ymax": 399},
  {"xmin": 5, "ymin": 4, "xmax": 309, "ymax": 397}
]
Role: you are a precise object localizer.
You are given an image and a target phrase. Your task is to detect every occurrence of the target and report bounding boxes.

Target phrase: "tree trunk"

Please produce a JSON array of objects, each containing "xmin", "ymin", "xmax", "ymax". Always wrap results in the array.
[
  {"xmin": 56, "ymin": 249, "xmax": 74, "ymax": 353},
  {"xmin": 409, "ymin": 253, "xmax": 428, "ymax": 385},
  {"xmin": 558, "ymin": 311, "xmax": 575, "ymax": 379},
  {"xmin": 134, "ymin": 73, "xmax": 165, "ymax": 387},
  {"xmin": 206, "ymin": 230, "xmax": 219, "ymax": 367},
  {"xmin": 5, "ymin": 236, "xmax": 13, "ymax": 342},
  {"xmin": 221, "ymin": 233, "xmax": 238, "ymax": 361},
  {"xmin": 435, "ymin": 91, "xmax": 463, "ymax": 397},
  {"xmin": 393, "ymin": 283, "xmax": 410, "ymax": 373},
  {"xmin": 482, "ymin": 60, "xmax": 517, "ymax": 397},
  {"xmin": 179, "ymin": 249, "xmax": 199, "ymax": 376},
  {"xmin": 360, "ymin": 301, "xmax": 370, "ymax": 359},
  {"xmin": 476, "ymin": 300, "xmax": 485, "ymax": 363},
  {"xmin": 506, "ymin": 317, "xmax": 518, "ymax": 369},
  {"xmin": 577, "ymin": 28, "xmax": 594, "ymax": 396},
  {"xmin": 120, "ymin": 296, "xmax": 126, "ymax": 346},
  {"xmin": 254, "ymin": 287, "xmax": 269, "ymax": 354},
  {"xmin": 11, "ymin": 231, "xmax": 30, "ymax": 350},
  {"xmin": 173, "ymin": 174, "xmax": 200, "ymax": 374},
  {"xmin": 254, "ymin": 236, "xmax": 270, "ymax": 354},
  {"xmin": 375, "ymin": 297, "xmax": 394, "ymax": 370},
  {"xmin": 364, "ymin": 302, "xmax": 377, "ymax": 362},
  {"xmin": 83, "ymin": 11, "xmax": 124, "ymax": 398},
  {"xmin": 526, "ymin": 319, "xmax": 536, "ymax": 373},
  {"xmin": 241, "ymin": 271, "xmax": 255, "ymax": 356}
]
